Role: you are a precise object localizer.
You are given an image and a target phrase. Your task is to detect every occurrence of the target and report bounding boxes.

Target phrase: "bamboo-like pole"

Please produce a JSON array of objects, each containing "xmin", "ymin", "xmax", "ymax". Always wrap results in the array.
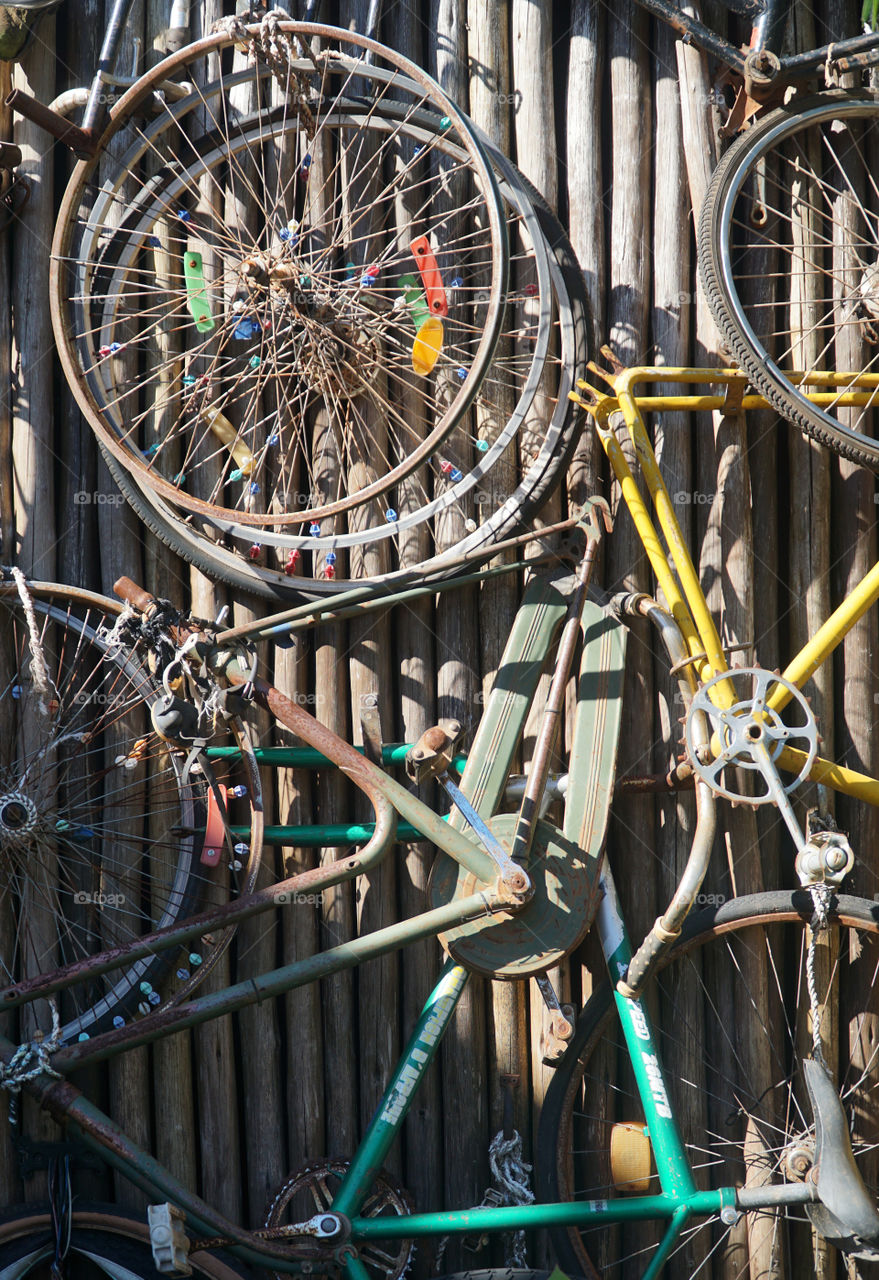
[
  {"xmin": 430, "ymin": 1, "xmax": 487, "ymax": 1262},
  {"xmin": 387, "ymin": 2, "xmax": 444, "ymax": 1224}
]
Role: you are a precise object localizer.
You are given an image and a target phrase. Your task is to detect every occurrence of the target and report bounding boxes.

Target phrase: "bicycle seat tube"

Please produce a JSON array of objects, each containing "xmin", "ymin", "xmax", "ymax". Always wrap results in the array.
[{"xmin": 748, "ymin": 0, "xmax": 787, "ymax": 60}]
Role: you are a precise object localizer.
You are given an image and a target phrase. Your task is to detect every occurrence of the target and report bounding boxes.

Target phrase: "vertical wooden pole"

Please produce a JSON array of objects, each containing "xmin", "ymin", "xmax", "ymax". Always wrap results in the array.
[
  {"xmin": 375, "ymin": 1, "xmax": 443, "ymax": 1218},
  {"xmin": 429, "ymin": 1, "xmax": 487, "ymax": 1261}
]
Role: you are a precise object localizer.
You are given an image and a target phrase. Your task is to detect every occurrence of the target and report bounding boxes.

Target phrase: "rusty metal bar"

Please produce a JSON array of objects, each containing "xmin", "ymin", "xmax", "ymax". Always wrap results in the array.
[
  {"xmin": 215, "ymin": 517, "xmax": 580, "ymax": 645},
  {"xmin": 13, "ymin": 1072, "xmax": 334, "ymax": 1268},
  {"xmin": 24, "ymin": 891, "xmax": 500, "ymax": 1072},
  {"xmin": 233, "ymin": 668, "xmax": 498, "ymax": 886}
]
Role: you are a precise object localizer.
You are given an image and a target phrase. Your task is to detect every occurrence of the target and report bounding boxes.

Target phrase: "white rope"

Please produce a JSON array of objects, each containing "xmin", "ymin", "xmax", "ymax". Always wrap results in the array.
[
  {"xmin": 0, "ymin": 1001, "xmax": 63, "ymax": 1101},
  {"xmin": 488, "ymin": 1129, "xmax": 534, "ymax": 1268},
  {"xmin": 10, "ymin": 568, "xmax": 53, "ymax": 716},
  {"xmin": 97, "ymin": 601, "xmax": 136, "ymax": 657},
  {"xmin": 807, "ymin": 880, "xmax": 833, "ymax": 1064}
]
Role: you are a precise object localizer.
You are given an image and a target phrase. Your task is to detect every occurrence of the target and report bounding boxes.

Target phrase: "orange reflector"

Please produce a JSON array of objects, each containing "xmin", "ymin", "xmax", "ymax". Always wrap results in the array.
[{"xmin": 610, "ymin": 1122, "xmax": 652, "ymax": 1193}]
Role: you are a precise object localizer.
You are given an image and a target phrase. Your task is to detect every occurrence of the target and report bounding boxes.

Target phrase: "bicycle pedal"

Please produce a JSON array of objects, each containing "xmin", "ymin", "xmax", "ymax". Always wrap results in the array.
[
  {"xmin": 148, "ymin": 1204, "xmax": 192, "ymax": 1276},
  {"xmin": 462, "ymin": 1188, "xmax": 505, "ymax": 1252}
]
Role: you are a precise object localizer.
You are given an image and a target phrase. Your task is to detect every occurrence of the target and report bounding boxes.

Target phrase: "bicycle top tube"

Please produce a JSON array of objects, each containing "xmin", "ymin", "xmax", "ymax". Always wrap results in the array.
[{"xmin": 632, "ymin": 0, "xmax": 879, "ymax": 84}]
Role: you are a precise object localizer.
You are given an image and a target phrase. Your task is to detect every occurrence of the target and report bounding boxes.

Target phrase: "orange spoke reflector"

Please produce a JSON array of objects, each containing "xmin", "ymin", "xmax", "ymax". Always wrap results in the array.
[
  {"xmin": 410, "ymin": 235, "xmax": 448, "ymax": 317},
  {"xmin": 412, "ymin": 317, "xmax": 444, "ymax": 375},
  {"xmin": 201, "ymin": 783, "xmax": 228, "ymax": 867}
]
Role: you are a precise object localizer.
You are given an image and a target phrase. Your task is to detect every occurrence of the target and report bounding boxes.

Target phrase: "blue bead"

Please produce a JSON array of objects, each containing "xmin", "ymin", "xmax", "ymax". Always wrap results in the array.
[
  {"xmin": 112, "ymin": 1016, "xmax": 125, "ymax": 1028},
  {"xmin": 450, "ymin": 468, "xmax": 463, "ymax": 482},
  {"xmin": 233, "ymin": 317, "xmax": 261, "ymax": 341},
  {"xmin": 279, "ymin": 227, "xmax": 291, "ymax": 241},
  {"xmin": 325, "ymin": 551, "xmax": 336, "ymax": 565},
  {"xmin": 309, "ymin": 522, "xmax": 321, "ymax": 536},
  {"xmin": 249, "ymin": 482, "xmax": 260, "ymax": 495},
  {"xmin": 267, "ymin": 433, "xmax": 279, "ymax": 446},
  {"xmin": 177, "ymin": 209, "xmax": 191, "ymax": 222},
  {"xmin": 385, "ymin": 508, "xmax": 398, "ymax": 522},
  {"xmin": 450, "ymin": 276, "xmax": 463, "ymax": 288},
  {"xmin": 149, "ymin": 235, "xmax": 161, "ymax": 247},
  {"xmin": 456, "ymin": 367, "xmax": 467, "ymax": 380}
]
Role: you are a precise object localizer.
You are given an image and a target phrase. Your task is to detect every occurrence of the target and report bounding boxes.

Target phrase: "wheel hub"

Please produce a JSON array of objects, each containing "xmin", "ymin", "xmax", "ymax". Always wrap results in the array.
[
  {"xmin": 0, "ymin": 790, "xmax": 38, "ymax": 840},
  {"xmin": 782, "ymin": 1135, "xmax": 815, "ymax": 1181}
]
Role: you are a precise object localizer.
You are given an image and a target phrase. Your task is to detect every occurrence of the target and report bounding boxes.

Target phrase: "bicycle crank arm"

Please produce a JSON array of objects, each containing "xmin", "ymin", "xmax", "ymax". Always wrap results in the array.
[{"xmin": 803, "ymin": 1057, "xmax": 879, "ymax": 1260}]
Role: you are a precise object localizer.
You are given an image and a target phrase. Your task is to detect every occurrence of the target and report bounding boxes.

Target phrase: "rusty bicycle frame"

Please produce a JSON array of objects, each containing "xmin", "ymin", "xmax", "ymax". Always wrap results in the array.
[
  {"xmin": 0, "ymin": 502, "xmax": 626, "ymax": 1273},
  {"xmin": 6, "ymin": 373, "xmax": 879, "ymax": 1276}
]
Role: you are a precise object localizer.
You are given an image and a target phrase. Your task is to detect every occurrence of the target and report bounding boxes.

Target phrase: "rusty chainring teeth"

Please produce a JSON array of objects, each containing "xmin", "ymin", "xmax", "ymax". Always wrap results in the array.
[{"xmin": 264, "ymin": 1158, "xmax": 414, "ymax": 1280}]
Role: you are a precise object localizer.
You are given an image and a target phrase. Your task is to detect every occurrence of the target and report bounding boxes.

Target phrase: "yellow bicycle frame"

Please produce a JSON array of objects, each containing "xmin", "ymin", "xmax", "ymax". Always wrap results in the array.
[{"xmin": 573, "ymin": 365, "xmax": 879, "ymax": 806}]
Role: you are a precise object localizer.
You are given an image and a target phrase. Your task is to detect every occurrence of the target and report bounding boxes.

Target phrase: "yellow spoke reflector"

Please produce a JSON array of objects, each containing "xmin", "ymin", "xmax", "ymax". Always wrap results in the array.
[
  {"xmin": 411, "ymin": 316, "xmax": 443, "ymax": 375},
  {"xmin": 200, "ymin": 406, "xmax": 256, "ymax": 477}
]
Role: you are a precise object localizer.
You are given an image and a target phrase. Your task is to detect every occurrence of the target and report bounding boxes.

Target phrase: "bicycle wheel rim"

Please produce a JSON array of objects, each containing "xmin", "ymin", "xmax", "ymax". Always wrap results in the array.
[
  {"xmin": 51, "ymin": 23, "xmax": 509, "ymax": 533},
  {"xmin": 0, "ymin": 1205, "xmax": 252, "ymax": 1278},
  {"xmin": 0, "ymin": 584, "xmax": 245, "ymax": 1041},
  {"xmin": 86, "ymin": 149, "xmax": 584, "ymax": 596},
  {"xmin": 538, "ymin": 890, "xmax": 879, "ymax": 1279},
  {"xmin": 699, "ymin": 90, "xmax": 879, "ymax": 469}
]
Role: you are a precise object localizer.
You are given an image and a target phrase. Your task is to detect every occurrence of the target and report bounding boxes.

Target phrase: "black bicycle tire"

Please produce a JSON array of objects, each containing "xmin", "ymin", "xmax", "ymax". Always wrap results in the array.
[
  {"xmin": 536, "ymin": 889, "xmax": 879, "ymax": 1278},
  {"xmin": 0, "ymin": 1203, "xmax": 252, "ymax": 1278},
  {"xmin": 698, "ymin": 89, "xmax": 879, "ymax": 471}
]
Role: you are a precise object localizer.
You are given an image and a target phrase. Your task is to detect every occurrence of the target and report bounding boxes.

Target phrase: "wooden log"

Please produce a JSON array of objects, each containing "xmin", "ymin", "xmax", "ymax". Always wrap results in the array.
[
  {"xmin": 510, "ymin": 3, "xmax": 566, "ymax": 1239},
  {"xmin": 468, "ymin": 0, "xmax": 527, "ymax": 1221},
  {"xmin": 384, "ymin": 3, "xmax": 443, "ymax": 1223},
  {"xmin": 233, "ymin": 605, "xmax": 286, "ymax": 1221},
  {"xmin": 275, "ymin": 640, "xmax": 325, "ymax": 1169},
  {"xmin": 429, "ymin": 0, "xmax": 487, "ymax": 1252},
  {"xmin": 10, "ymin": 6, "xmax": 56, "ymax": 581},
  {"xmin": 606, "ymin": 0, "xmax": 654, "ymax": 943},
  {"xmin": 0, "ymin": 62, "xmax": 11, "ymax": 566}
]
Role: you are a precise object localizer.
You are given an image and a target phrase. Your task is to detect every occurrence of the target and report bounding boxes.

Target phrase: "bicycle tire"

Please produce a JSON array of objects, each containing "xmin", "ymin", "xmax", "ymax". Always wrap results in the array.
[
  {"xmin": 94, "ymin": 148, "xmax": 587, "ymax": 598},
  {"xmin": 538, "ymin": 890, "xmax": 879, "ymax": 1278},
  {"xmin": 0, "ymin": 582, "xmax": 253, "ymax": 1042},
  {"xmin": 699, "ymin": 90, "xmax": 879, "ymax": 470},
  {"xmin": 51, "ymin": 23, "xmax": 509, "ymax": 544},
  {"xmin": 0, "ymin": 1204, "xmax": 252, "ymax": 1278}
]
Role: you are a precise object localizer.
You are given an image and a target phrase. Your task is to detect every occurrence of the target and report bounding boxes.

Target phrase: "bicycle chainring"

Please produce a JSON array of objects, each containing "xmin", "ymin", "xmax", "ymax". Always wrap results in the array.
[
  {"xmin": 264, "ymin": 1158, "xmax": 414, "ymax": 1280},
  {"xmin": 684, "ymin": 666, "xmax": 818, "ymax": 803}
]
